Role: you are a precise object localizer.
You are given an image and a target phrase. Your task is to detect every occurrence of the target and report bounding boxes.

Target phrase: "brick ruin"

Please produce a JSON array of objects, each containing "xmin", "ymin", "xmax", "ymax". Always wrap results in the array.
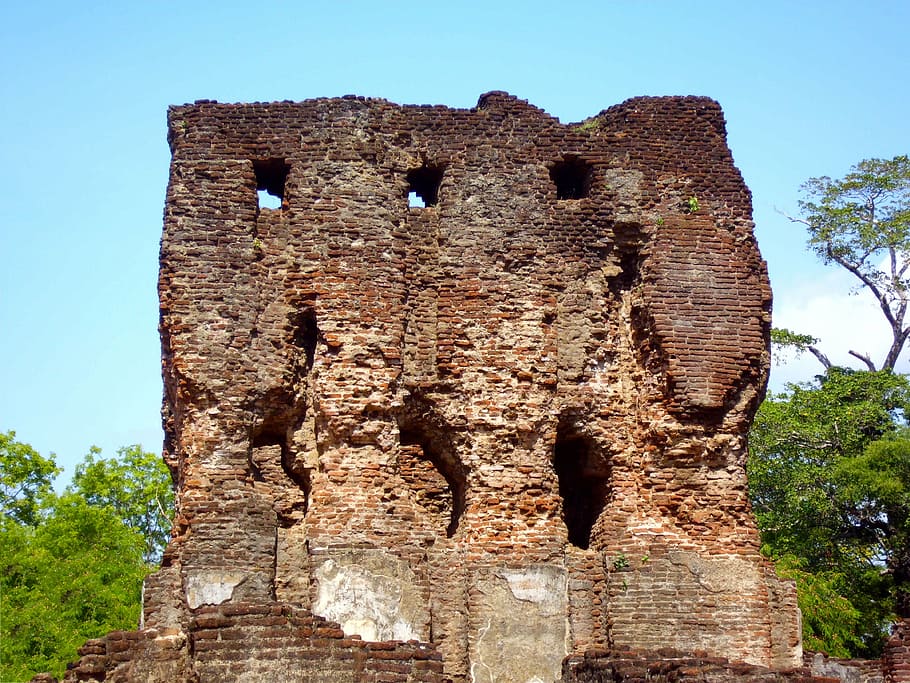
[{"xmin": 64, "ymin": 92, "xmax": 822, "ymax": 682}]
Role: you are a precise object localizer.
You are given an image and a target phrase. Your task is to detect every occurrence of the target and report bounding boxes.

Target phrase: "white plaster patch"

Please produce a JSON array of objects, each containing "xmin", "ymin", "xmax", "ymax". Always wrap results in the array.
[
  {"xmin": 498, "ymin": 566, "xmax": 565, "ymax": 616},
  {"xmin": 601, "ymin": 168, "xmax": 645, "ymax": 223},
  {"xmin": 313, "ymin": 556, "xmax": 424, "ymax": 642},
  {"xmin": 471, "ymin": 565, "xmax": 569, "ymax": 683},
  {"xmin": 185, "ymin": 570, "xmax": 245, "ymax": 608}
]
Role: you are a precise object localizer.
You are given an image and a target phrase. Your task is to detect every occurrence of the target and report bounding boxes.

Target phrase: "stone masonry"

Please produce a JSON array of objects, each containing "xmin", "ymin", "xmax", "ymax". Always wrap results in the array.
[{"xmin": 65, "ymin": 92, "xmax": 806, "ymax": 682}]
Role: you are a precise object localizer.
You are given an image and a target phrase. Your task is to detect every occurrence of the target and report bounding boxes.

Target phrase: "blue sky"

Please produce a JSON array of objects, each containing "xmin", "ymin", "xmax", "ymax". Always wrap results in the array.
[{"xmin": 2, "ymin": 1, "xmax": 908, "ymax": 480}]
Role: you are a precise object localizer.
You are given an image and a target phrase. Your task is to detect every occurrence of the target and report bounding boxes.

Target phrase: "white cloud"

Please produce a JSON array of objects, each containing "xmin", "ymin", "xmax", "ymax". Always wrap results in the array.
[{"xmin": 769, "ymin": 268, "xmax": 910, "ymax": 390}]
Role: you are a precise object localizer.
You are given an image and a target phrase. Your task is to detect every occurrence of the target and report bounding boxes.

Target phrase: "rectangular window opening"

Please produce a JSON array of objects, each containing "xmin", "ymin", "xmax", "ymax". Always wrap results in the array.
[
  {"xmin": 406, "ymin": 165, "xmax": 444, "ymax": 208},
  {"xmin": 551, "ymin": 156, "xmax": 593, "ymax": 200},
  {"xmin": 253, "ymin": 159, "xmax": 289, "ymax": 211}
]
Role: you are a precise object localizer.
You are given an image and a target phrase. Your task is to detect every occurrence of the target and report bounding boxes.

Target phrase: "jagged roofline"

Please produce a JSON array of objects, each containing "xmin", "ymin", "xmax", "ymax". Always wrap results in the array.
[{"xmin": 167, "ymin": 90, "xmax": 727, "ymax": 126}]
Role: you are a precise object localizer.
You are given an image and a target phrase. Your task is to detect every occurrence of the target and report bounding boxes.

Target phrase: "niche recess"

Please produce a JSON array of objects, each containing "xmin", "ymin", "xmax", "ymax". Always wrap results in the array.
[
  {"xmin": 406, "ymin": 165, "xmax": 444, "ymax": 208},
  {"xmin": 250, "ymin": 430, "xmax": 311, "ymax": 522},
  {"xmin": 289, "ymin": 307, "xmax": 318, "ymax": 372},
  {"xmin": 254, "ymin": 159, "xmax": 289, "ymax": 210},
  {"xmin": 550, "ymin": 156, "xmax": 593, "ymax": 200},
  {"xmin": 553, "ymin": 424, "xmax": 610, "ymax": 549},
  {"xmin": 397, "ymin": 409, "xmax": 466, "ymax": 537}
]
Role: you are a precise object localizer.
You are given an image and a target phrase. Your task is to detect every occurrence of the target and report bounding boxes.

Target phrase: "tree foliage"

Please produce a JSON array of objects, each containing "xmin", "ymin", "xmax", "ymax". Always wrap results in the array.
[
  {"xmin": 749, "ymin": 368, "xmax": 910, "ymax": 656},
  {"xmin": 0, "ymin": 436, "xmax": 173, "ymax": 681},
  {"xmin": 789, "ymin": 155, "xmax": 910, "ymax": 370},
  {"xmin": 837, "ymin": 435, "xmax": 910, "ymax": 616},
  {"xmin": 1, "ymin": 497, "xmax": 147, "ymax": 680},
  {"xmin": 773, "ymin": 554, "xmax": 865, "ymax": 658},
  {"xmin": 754, "ymin": 156, "xmax": 910, "ymax": 657},
  {"xmin": 70, "ymin": 445, "xmax": 174, "ymax": 563},
  {"xmin": 0, "ymin": 430, "xmax": 60, "ymax": 526}
]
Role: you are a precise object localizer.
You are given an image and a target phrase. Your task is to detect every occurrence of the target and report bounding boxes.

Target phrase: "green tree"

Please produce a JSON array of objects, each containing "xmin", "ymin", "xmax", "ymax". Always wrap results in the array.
[
  {"xmin": 1, "ymin": 496, "xmax": 148, "ymax": 681},
  {"xmin": 0, "ymin": 441, "xmax": 175, "ymax": 680},
  {"xmin": 0, "ymin": 431, "xmax": 60, "ymax": 527},
  {"xmin": 836, "ymin": 434, "xmax": 910, "ymax": 618},
  {"xmin": 785, "ymin": 155, "xmax": 910, "ymax": 370},
  {"xmin": 773, "ymin": 554, "xmax": 865, "ymax": 657},
  {"xmin": 70, "ymin": 445, "xmax": 174, "ymax": 563},
  {"xmin": 749, "ymin": 368, "xmax": 910, "ymax": 656}
]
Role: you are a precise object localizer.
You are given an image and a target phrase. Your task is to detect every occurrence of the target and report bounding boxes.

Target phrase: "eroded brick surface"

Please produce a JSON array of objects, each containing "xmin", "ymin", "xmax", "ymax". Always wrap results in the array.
[
  {"xmin": 62, "ymin": 92, "xmax": 812, "ymax": 682},
  {"xmin": 62, "ymin": 606, "xmax": 442, "ymax": 682},
  {"xmin": 884, "ymin": 620, "xmax": 910, "ymax": 683},
  {"xmin": 564, "ymin": 648, "xmax": 835, "ymax": 683}
]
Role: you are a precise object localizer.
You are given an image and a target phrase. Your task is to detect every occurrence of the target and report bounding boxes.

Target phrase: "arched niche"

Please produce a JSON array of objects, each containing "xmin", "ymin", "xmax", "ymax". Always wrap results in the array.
[
  {"xmin": 396, "ymin": 403, "xmax": 466, "ymax": 538},
  {"xmin": 553, "ymin": 423, "xmax": 611, "ymax": 549}
]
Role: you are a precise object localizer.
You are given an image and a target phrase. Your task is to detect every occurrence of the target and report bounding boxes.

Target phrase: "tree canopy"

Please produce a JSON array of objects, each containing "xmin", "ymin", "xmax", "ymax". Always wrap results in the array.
[
  {"xmin": 1, "ymin": 496, "xmax": 148, "ymax": 680},
  {"xmin": 1, "ymin": 430, "xmax": 60, "ymax": 527},
  {"xmin": 785, "ymin": 155, "xmax": 910, "ymax": 370},
  {"xmin": 70, "ymin": 444, "xmax": 174, "ymax": 563},
  {"xmin": 749, "ymin": 368, "xmax": 910, "ymax": 657},
  {"xmin": 757, "ymin": 156, "xmax": 910, "ymax": 657},
  {"xmin": 0, "ymin": 436, "xmax": 173, "ymax": 681}
]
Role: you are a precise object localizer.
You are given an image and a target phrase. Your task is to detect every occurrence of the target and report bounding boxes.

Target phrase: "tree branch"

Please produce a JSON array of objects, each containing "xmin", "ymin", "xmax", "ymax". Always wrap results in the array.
[
  {"xmin": 156, "ymin": 493, "xmax": 173, "ymax": 526},
  {"xmin": 884, "ymin": 327, "xmax": 910, "ymax": 370},
  {"xmin": 897, "ymin": 253, "xmax": 910, "ymax": 279},
  {"xmin": 848, "ymin": 350, "xmax": 877, "ymax": 371},
  {"xmin": 829, "ymin": 249, "xmax": 898, "ymax": 328},
  {"xmin": 783, "ymin": 211, "xmax": 896, "ymax": 329},
  {"xmin": 808, "ymin": 345, "xmax": 832, "ymax": 369},
  {"xmin": 778, "ymin": 209, "xmax": 810, "ymax": 226}
]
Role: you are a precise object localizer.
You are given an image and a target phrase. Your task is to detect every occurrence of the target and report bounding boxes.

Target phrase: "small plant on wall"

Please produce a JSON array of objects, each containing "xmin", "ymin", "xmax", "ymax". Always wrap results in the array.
[{"xmin": 611, "ymin": 553, "xmax": 630, "ymax": 571}]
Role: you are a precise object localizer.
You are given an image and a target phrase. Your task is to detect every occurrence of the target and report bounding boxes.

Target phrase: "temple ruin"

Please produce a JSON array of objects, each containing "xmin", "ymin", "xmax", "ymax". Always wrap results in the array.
[{"xmin": 63, "ymin": 92, "xmax": 817, "ymax": 682}]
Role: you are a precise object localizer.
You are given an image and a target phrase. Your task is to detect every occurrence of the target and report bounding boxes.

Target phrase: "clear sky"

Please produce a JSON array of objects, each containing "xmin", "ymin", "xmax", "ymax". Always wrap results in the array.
[{"xmin": 1, "ymin": 1, "xmax": 908, "ymax": 481}]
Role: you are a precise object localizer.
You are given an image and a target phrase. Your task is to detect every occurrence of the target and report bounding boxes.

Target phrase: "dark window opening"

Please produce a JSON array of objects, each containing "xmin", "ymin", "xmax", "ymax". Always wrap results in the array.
[
  {"xmin": 553, "ymin": 427, "xmax": 610, "ymax": 549},
  {"xmin": 550, "ymin": 156, "xmax": 592, "ymax": 200},
  {"xmin": 289, "ymin": 307, "xmax": 318, "ymax": 372},
  {"xmin": 398, "ymin": 415, "xmax": 466, "ymax": 537},
  {"xmin": 608, "ymin": 247, "xmax": 643, "ymax": 294},
  {"xmin": 406, "ymin": 165, "xmax": 444, "ymax": 208},
  {"xmin": 254, "ymin": 159, "xmax": 289, "ymax": 210}
]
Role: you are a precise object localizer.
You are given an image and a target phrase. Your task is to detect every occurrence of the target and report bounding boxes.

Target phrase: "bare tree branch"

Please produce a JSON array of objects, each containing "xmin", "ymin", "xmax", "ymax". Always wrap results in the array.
[
  {"xmin": 848, "ymin": 350, "xmax": 877, "ymax": 371},
  {"xmin": 781, "ymin": 157, "xmax": 910, "ymax": 371},
  {"xmin": 828, "ymin": 249, "xmax": 898, "ymax": 329},
  {"xmin": 777, "ymin": 209, "xmax": 810, "ymax": 227},
  {"xmin": 808, "ymin": 346, "xmax": 832, "ymax": 369}
]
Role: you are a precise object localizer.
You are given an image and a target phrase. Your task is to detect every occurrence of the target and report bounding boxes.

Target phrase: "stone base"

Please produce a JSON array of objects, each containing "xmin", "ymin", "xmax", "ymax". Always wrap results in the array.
[
  {"xmin": 58, "ymin": 603, "xmax": 443, "ymax": 683},
  {"xmin": 884, "ymin": 620, "xmax": 910, "ymax": 683},
  {"xmin": 563, "ymin": 648, "xmax": 836, "ymax": 683}
]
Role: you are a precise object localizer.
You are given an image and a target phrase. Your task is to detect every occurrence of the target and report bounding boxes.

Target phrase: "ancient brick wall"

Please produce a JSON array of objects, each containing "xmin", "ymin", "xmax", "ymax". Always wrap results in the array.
[
  {"xmin": 806, "ymin": 652, "xmax": 885, "ymax": 683},
  {"xmin": 884, "ymin": 620, "xmax": 910, "ymax": 683},
  {"xmin": 63, "ymin": 605, "xmax": 443, "ymax": 682},
  {"xmin": 563, "ymin": 649, "xmax": 834, "ymax": 682},
  {"xmin": 66, "ymin": 92, "xmax": 804, "ymax": 682}
]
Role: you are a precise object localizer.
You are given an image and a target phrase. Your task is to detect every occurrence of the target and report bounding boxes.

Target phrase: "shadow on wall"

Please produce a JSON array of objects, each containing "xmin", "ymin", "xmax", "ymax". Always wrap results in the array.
[{"xmin": 553, "ymin": 422, "xmax": 610, "ymax": 550}]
